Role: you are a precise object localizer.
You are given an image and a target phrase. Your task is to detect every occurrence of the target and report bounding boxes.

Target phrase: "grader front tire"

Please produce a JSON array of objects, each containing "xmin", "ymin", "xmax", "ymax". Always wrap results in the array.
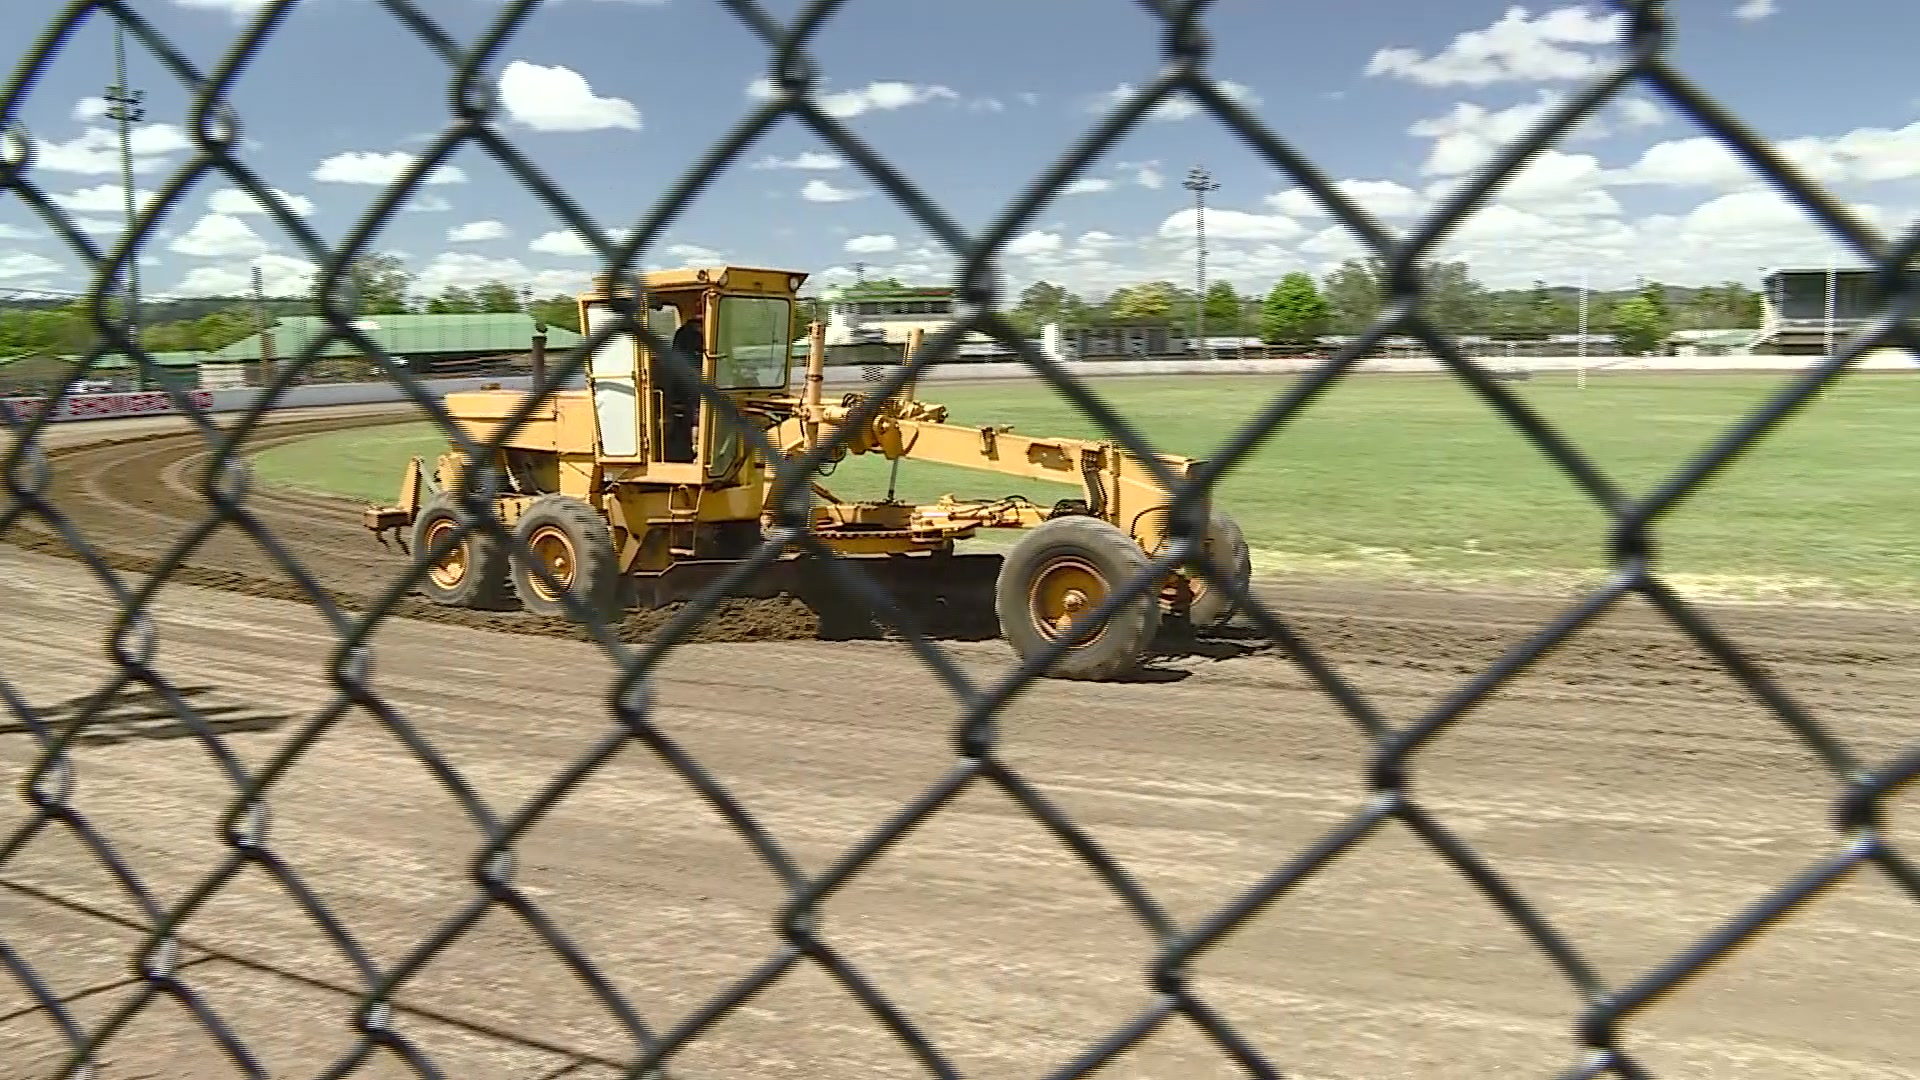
[
  {"xmin": 510, "ymin": 494, "xmax": 622, "ymax": 625},
  {"xmin": 411, "ymin": 492, "xmax": 515, "ymax": 610},
  {"xmin": 996, "ymin": 515, "xmax": 1160, "ymax": 681}
]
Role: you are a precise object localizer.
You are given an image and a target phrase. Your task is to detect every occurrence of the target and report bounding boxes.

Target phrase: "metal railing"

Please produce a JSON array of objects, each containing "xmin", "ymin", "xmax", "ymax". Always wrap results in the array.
[{"xmin": 4, "ymin": 1, "xmax": 1920, "ymax": 1078}]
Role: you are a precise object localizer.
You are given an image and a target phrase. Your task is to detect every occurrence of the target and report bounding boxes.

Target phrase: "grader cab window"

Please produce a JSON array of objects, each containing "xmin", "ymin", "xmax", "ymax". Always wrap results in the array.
[{"xmin": 713, "ymin": 295, "xmax": 794, "ymax": 390}]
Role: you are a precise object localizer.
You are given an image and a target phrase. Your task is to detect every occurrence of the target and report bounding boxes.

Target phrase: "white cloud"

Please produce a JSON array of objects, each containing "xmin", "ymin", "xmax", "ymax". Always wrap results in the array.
[
  {"xmin": 498, "ymin": 60, "xmax": 641, "ymax": 132},
  {"xmin": 404, "ymin": 193, "xmax": 453, "ymax": 213},
  {"xmin": 51, "ymin": 183, "xmax": 161, "ymax": 216},
  {"xmin": 1734, "ymin": 0, "xmax": 1776, "ymax": 20},
  {"xmin": 1006, "ymin": 230, "xmax": 1062, "ymax": 257},
  {"xmin": 0, "ymin": 251, "xmax": 63, "ymax": 281},
  {"xmin": 528, "ymin": 227, "xmax": 633, "ymax": 256},
  {"xmin": 1132, "ymin": 163, "xmax": 1165, "ymax": 189},
  {"xmin": 72, "ymin": 97, "xmax": 109, "ymax": 122},
  {"xmin": 1409, "ymin": 88, "xmax": 1677, "ymax": 179},
  {"xmin": 1617, "ymin": 96, "xmax": 1666, "ymax": 129},
  {"xmin": 748, "ymin": 77, "xmax": 958, "ymax": 118},
  {"xmin": 1612, "ymin": 122, "xmax": 1920, "ymax": 189},
  {"xmin": 1061, "ymin": 177, "xmax": 1113, "ymax": 196},
  {"xmin": 801, "ymin": 178, "xmax": 864, "ymax": 203},
  {"xmin": 1266, "ymin": 179, "xmax": 1425, "ymax": 220},
  {"xmin": 1479, "ymin": 149, "xmax": 1620, "ymax": 216},
  {"xmin": 530, "ymin": 229, "xmax": 593, "ymax": 257},
  {"xmin": 0, "ymin": 224, "xmax": 34, "ymax": 240},
  {"xmin": 168, "ymin": 213, "xmax": 269, "ymax": 259},
  {"xmin": 749, "ymin": 151, "xmax": 843, "ymax": 170},
  {"xmin": 1366, "ymin": 5, "xmax": 1624, "ymax": 87},
  {"xmin": 969, "ymin": 97, "xmax": 1006, "ymax": 113},
  {"xmin": 174, "ymin": 253, "xmax": 318, "ymax": 297},
  {"xmin": 820, "ymin": 80, "xmax": 957, "ymax": 118},
  {"xmin": 311, "ymin": 150, "xmax": 467, "ymax": 185},
  {"xmin": 844, "ymin": 233, "xmax": 897, "ymax": 254},
  {"xmin": 172, "ymin": 0, "xmax": 274, "ymax": 15},
  {"xmin": 1409, "ymin": 92, "xmax": 1562, "ymax": 176},
  {"xmin": 449, "ymin": 220, "xmax": 508, "ymax": 243},
  {"xmin": 34, "ymin": 123, "xmax": 191, "ymax": 174},
  {"xmin": 1094, "ymin": 80, "xmax": 1260, "ymax": 122},
  {"xmin": 1158, "ymin": 207, "xmax": 1303, "ymax": 243},
  {"xmin": 665, "ymin": 242, "xmax": 724, "ymax": 263},
  {"xmin": 413, "ymin": 252, "xmax": 532, "ymax": 296},
  {"xmin": 208, "ymin": 186, "xmax": 315, "ymax": 217}
]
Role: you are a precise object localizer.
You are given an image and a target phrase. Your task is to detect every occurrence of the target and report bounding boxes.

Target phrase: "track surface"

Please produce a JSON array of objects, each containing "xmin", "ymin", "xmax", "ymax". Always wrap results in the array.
[{"xmin": 4, "ymin": 408, "xmax": 1920, "ymax": 1078}]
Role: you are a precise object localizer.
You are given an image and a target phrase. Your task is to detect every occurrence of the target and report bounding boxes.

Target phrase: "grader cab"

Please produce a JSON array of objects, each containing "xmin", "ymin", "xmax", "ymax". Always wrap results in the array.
[{"xmin": 363, "ymin": 265, "xmax": 1252, "ymax": 680}]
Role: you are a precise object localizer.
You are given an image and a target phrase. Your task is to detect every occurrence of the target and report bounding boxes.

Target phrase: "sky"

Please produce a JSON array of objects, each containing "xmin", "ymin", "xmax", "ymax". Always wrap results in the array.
[{"xmin": 3, "ymin": 0, "xmax": 1919, "ymax": 306}]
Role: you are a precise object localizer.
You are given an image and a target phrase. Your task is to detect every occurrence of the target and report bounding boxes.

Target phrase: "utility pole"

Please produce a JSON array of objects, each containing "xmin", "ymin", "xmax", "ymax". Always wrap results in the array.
[
  {"xmin": 1184, "ymin": 165, "xmax": 1220, "ymax": 360},
  {"xmin": 103, "ymin": 24, "xmax": 146, "ymax": 390}
]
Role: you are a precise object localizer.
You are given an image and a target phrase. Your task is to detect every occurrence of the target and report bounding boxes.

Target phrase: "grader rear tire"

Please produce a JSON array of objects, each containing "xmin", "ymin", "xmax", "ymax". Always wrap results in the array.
[
  {"xmin": 411, "ymin": 492, "xmax": 515, "ymax": 610},
  {"xmin": 1183, "ymin": 510, "xmax": 1252, "ymax": 631},
  {"xmin": 996, "ymin": 515, "xmax": 1160, "ymax": 681},
  {"xmin": 510, "ymin": 494, "xmax": 622, "ymax": 624}
]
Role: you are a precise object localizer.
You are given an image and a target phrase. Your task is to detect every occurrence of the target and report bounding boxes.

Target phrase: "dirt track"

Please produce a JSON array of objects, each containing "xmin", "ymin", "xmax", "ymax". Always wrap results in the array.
[{"xmin": 4, "ymin": 408, "xmax": 1920, "ymax": 1079}]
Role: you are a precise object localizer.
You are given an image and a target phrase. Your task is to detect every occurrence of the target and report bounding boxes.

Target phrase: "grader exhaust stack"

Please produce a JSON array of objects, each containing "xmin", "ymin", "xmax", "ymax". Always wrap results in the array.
[{"xmin": 363, "ymin": 264, "xmax": 1251, "ymax": 681}]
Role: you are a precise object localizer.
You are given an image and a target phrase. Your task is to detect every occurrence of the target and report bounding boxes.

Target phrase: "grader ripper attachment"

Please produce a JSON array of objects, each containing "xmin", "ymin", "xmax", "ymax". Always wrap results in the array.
[{"xmin": 363, "ymin": 265, "xmax": 1252, "ymax": 680}]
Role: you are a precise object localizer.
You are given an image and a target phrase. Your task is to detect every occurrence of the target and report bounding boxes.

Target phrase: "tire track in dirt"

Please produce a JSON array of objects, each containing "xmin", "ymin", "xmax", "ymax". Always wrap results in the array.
[
  {"xmin": 1, "ymin": 412, "xmax": 825, "ymax": 646},
  {"xmin": 9, "ymin": 411, "xmax": 1920, "ymax": 1078},
  {"xmin": 14, "ymin": 409, "xmax": 1920, "ymax": 700}
]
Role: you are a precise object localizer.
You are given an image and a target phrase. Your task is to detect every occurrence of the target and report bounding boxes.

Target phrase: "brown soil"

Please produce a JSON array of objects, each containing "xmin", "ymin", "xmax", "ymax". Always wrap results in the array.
[
  {"xmin": 1, "ymin": 413, "xmax": 825, "ymax": 646},
  {"xmin": 7, "ymin": 409, "xmax": 1920, "ymax": 1079}
]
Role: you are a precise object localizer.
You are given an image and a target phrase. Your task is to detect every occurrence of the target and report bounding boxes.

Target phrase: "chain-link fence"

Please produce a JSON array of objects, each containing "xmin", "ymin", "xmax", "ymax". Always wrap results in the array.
[{"xmin": 4, "ymin": 0, "xmax": 1920, "ymax": 1077}]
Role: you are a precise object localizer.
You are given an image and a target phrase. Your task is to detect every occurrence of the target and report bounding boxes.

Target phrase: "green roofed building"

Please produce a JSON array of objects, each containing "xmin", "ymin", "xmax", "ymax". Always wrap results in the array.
[
  {"xmin": 208, "ymin": 312, "xmax": 584, "ymax": 377},
  {"xmin": 0, "ymin": 349, "xmax": 212, "ymax": 395}
]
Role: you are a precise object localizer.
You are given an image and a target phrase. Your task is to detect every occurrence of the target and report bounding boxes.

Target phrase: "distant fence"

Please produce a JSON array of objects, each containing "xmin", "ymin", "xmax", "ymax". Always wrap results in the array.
[
  {"xmin": 10, "ymin": 351, "xmax": 1920, "ymax": 427},
  {"xmin": 1, "ymin": 375, "xmax": 561, "ymax": 425}
]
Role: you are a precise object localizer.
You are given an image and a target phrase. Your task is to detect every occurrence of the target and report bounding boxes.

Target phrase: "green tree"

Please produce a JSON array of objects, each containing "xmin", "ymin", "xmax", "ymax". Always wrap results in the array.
[
  {"xmin": 529, "ymin": 293, "xmax": 580, "ymax": 333},
  {"xmin": 1010, "ymin": 280, "xmax": 1089, "ymax": 335},
  {"xmin": 426, "ymin": 286, "xmax": 477, "ymax": 314},
  {"xmin": 471, "ymin": 281, "xmax": 523, "ymax": 313},
  {"xmin": 192, "ymin": 309, "xmax": 258, "ymax": 351},
  {"xmin": 1321, "ymin": 257, "xmax": 1385, "ymax": 335},
  {"xmin": 1422, "ymin": 259, "xmax": 1490, "ymax": 333},
  {"xmin": 1611, "ymin": 294, "xmax": 1671, "ymax": 355},
  {"xmin": 1261, "ymin": 272, "xmax": 1331, "ymax": 346},
  {"xmin": 347, "ymin": 253, "xmax": 414, "ymax": 314},
  {"xmin": 1106, "ymin": 280, "xmax": 1177, "ymax": 322},
  {"xmin": 1203, "ymin": 281, "xmax": 1243, "ymax": 335},
  {"xmin": 791, "ymin": 295, "xmax": 828, "ymax": 343}
]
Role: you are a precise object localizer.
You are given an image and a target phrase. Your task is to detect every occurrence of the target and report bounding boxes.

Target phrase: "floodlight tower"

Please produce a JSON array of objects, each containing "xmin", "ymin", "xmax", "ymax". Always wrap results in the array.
[
  {"xmin": 104, "ymin": 25, "xmax": 146, "ymax": 389},
  {"xmin": 1184, "ymin": 165, "xmax": 1221, "ymax": 360}
]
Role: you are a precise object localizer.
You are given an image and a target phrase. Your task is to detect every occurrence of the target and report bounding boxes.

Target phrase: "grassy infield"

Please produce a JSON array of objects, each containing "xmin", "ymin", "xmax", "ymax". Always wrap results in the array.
[{"xmin": 251, "ymin": 371, "xmax": 1920, "ymax": 605}]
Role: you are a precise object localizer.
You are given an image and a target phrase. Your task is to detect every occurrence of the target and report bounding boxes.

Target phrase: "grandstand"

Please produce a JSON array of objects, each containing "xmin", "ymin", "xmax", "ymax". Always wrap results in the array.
[{"xmin": 1754, "ymin": 267, "xmax": 1904, "ymax": 354}]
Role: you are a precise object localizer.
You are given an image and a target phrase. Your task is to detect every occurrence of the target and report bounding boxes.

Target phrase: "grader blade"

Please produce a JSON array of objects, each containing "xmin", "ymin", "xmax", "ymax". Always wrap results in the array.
[{"xmin": 625, "ymin": 550, "xmax": 1005, "ymax": 641}]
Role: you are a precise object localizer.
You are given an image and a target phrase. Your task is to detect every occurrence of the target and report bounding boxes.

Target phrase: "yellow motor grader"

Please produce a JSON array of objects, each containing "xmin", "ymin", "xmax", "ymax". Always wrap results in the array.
[{"xmin": 362, "ymin": 266, "xmax": 1251, "ymax": 680}]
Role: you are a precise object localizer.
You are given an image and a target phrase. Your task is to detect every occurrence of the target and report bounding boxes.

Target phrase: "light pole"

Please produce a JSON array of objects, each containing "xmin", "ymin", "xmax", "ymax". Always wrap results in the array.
[
  {"xmin": 1825, "ymin": 260, "xmax": 1837, "ymax": 357},
  {"xmin": 1184, "ymin": 165, "xmax": 1220, "ymax": 360},
  {"xmin": 104, "ymin": 25, "xmax": 145, "ymax": 390}
]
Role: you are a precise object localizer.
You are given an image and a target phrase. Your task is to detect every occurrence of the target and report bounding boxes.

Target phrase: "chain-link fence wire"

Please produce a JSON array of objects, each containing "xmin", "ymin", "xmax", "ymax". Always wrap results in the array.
[{"xmin": 4, "ymin": 0, "xmax": 1920, "ymax": 1075}]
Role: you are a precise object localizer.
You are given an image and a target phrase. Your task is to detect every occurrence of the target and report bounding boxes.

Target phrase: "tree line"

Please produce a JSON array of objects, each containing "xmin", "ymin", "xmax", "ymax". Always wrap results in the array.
[
  {"xmin": 0, "ymin": 255, "xmax": 585, "ymax": 360},
  {"xmin": 1007, "ymin": 258, "xmax": 1765, "ymax": 355},
  {"xmin": 3, "ymin": 253, "xmax": 1765, "ymax": 361}
]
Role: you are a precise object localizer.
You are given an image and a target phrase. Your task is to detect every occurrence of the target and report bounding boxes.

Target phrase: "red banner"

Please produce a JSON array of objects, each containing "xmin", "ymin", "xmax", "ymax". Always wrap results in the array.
[{"xmin": 0, "ymin": 390, "xmax": 212, "ymax": 424}]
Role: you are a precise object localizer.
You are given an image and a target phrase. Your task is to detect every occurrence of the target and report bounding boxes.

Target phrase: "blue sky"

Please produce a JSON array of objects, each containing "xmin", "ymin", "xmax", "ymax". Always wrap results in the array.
[{"xmin": 3, "ymin": 0, "xmax": 1919, "ymax": 304}]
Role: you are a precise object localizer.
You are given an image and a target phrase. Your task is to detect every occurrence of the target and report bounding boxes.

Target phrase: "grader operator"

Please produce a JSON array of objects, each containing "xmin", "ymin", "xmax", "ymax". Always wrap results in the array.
[{"xmin": 363, "ymin": 265, "xmax": 1252, "ymax": 681}]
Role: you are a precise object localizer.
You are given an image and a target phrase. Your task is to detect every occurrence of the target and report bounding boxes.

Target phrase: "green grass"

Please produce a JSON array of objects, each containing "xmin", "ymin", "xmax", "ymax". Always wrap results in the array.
[{"xmin": 250, "ymin": 371, "xmax": 1920, "ymax": 603}]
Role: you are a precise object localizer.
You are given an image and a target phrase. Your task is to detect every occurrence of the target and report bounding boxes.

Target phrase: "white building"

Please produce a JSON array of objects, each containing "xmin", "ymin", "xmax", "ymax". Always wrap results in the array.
[{"xmin": 824, "ymin": 285, "xmax": 995, "ymax": 349}]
